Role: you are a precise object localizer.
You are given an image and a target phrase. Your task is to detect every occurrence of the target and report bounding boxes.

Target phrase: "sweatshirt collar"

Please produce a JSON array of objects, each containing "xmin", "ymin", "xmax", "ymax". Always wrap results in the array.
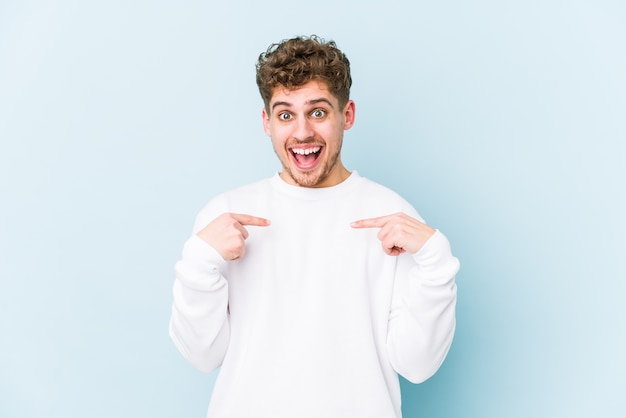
[{"xmin": 269, "ymin": 171, "xmax": 362, "ymax": 200}]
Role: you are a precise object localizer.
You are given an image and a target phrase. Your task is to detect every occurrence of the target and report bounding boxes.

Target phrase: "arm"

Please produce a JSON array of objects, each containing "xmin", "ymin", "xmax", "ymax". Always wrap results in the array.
[
  {"xmin": 169, "ymin": 212, "xmax": 270, "ymax": 373},
  {"xmin": 351, "ymin": 213, "xmax": 460, "ymax": 383},
  {"xmin": 386, "ymin": 230, "xmax": 459, "ymax": 383},
  {"xmin": 169, "ymin": 235, "xmax": 230, "ymax": 373}
]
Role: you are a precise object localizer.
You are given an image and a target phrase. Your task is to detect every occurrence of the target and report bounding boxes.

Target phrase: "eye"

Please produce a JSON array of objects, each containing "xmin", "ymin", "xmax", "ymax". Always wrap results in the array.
[
  {"xmin": 278, "ymin": 112, "xmax": 292, "ymax": 121},
  {"xmin": 311, "ymin": 109, "xmax": 326, "ymax": 118}
]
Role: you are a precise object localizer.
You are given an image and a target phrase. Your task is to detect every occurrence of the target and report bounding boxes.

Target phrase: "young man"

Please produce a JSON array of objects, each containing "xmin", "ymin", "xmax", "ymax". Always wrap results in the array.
[{"xmin": 170, "ymin": 35, "xmax": 459, "ymax": 418}]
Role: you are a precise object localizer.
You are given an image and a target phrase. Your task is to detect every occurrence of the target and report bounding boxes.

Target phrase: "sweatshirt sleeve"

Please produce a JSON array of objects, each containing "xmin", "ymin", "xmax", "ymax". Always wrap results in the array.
[
  {"xmin": 386, "ymin": 229, "xmax": 460, "ymax": 383},
  {"xmin": 169, "ymin": 233, "xmax": 230, "ymax": 374}
]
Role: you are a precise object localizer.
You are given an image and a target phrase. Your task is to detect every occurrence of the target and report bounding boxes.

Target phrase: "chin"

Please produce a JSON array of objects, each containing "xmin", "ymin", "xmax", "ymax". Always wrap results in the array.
[
  {"xmin": 286, "ymin": 168, "xmax": 326, "ymax": 188},
  {"xmin": 295, "ymin": 174, "xmax": 324, "ymax": 188}
]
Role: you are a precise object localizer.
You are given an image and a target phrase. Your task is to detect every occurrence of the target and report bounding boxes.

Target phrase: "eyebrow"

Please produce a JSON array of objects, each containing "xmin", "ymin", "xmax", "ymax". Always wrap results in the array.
[{"xmin": 271, "ymin": 98, "xmax": 335, "ymax": 111}]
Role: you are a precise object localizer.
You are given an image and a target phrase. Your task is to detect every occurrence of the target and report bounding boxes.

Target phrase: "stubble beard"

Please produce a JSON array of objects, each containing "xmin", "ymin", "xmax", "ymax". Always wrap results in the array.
[{"xmin": 278, "ymin": 139, "xmax": 343, "ymax": 188}]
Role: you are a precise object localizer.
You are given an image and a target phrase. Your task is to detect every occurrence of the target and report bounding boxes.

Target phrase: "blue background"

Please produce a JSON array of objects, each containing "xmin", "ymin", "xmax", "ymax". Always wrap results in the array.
[{"xmin": 1, "ymin": 1, "xmax": 624, "ymax": 417}]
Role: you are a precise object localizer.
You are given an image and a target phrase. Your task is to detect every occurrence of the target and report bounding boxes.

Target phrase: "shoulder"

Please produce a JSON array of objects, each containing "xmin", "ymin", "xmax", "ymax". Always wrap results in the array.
[
  {"xmin": 219, "ymin": 178, "xmax": 273, "ymax": 200},
  {"xmin": 356, "ymin": 176, "xmax": 403, "ymax": 198},
  {"xmin": 352, "ymin": 174, "xmax": 423, "ymax": 222},
  {"xmin": 192, "ymin": 178, "xmax": 273, "ymax": 232},
  {"xmin": 354, "ymin": 175, "xmax": 411, "ymax": 207}
]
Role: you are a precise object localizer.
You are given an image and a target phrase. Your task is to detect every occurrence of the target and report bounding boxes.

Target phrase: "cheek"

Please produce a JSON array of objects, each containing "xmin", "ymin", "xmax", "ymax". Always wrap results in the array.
[
  {"xmin": 271, "ymin": 136, "xmax": 288, "ymax": 154},
  {"xmin": 269, "ymin": 127, "xmax": 283, "ymax": 143},
  {"xmin": 321, "ymin": 125, "xmax": 343, "ymax": 144}
]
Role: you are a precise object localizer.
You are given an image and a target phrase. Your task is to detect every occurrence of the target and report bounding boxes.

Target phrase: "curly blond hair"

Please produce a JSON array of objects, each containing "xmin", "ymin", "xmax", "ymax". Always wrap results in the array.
[{"xmin": 256, "ymin": 35, "xmax": 352, "ymax": 111}]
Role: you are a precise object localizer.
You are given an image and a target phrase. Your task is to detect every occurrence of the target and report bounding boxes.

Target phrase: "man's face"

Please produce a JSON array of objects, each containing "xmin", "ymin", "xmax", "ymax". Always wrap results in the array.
[{"xmin": 262, "ymin": 80, "xmax": 355, "ymax": 188}]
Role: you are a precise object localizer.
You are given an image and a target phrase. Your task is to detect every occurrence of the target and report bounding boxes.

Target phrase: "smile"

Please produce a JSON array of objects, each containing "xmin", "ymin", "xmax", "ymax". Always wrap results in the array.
[{"xmin": 290, "ymin": 146, "xmax": 322, "ymax": 169}]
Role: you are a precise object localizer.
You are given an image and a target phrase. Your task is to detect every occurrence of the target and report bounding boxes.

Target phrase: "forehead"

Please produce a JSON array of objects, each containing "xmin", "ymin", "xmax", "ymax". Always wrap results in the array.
[{"xmin": 269, "ymin": 80, "xmax": 337, "ymax": 108}]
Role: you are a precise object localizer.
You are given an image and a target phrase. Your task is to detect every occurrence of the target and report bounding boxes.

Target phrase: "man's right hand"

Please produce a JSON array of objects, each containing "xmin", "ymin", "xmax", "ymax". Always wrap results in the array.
[{"xmin": 197, "ymin": 213, "xmax": 270, "ymax": 261}]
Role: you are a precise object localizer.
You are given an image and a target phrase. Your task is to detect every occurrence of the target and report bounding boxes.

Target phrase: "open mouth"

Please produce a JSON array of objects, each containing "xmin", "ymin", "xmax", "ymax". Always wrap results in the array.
[{"xmin": 290, "ymin": 146, "xmax": 322, "ymax": 170}]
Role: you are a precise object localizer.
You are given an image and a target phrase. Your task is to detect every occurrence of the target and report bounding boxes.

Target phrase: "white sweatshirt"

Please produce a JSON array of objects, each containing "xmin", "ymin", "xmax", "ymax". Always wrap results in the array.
[{"xmin": 170, "ymin": 172, "xmax": 459, "ymax": 418}]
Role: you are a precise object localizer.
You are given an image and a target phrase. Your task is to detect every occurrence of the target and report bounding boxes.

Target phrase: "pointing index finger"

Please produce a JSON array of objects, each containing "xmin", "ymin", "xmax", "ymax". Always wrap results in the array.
[
  {"xmin": 230, "ymin": 213, "xmax": 271, "ymax": 227},
  {"xmin": 350, "ymin": 215, "xmax": 392, "ymax": 229}
]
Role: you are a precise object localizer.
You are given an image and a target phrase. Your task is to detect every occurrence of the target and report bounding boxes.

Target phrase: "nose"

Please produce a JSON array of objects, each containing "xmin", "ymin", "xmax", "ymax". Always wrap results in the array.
[{"xmin": 293, "ymin": 117, "xmax": 314, "ymax": 141}]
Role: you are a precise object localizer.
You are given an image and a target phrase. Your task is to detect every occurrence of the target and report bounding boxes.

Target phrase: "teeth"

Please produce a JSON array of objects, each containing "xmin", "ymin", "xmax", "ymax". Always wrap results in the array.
[{"xmin": 292, "ymin": 147, "xmax": 321, "ymax": 155}]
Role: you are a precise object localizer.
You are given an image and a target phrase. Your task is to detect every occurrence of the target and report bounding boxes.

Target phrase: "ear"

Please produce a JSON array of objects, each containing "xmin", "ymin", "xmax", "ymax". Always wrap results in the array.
[
  {"xmin": 262, "ymin": 107, "xmax": 271, "ymax": 136},
  {"xmin": 343, "ymin": 100, "xmax": 356, "ymax": 130}
]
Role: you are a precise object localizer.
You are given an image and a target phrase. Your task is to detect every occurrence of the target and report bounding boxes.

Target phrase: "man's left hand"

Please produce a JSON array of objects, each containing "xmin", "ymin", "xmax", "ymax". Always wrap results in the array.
[{"xmin": 351, "ymin": 213, "xmax": 436, "ymax": 256}]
